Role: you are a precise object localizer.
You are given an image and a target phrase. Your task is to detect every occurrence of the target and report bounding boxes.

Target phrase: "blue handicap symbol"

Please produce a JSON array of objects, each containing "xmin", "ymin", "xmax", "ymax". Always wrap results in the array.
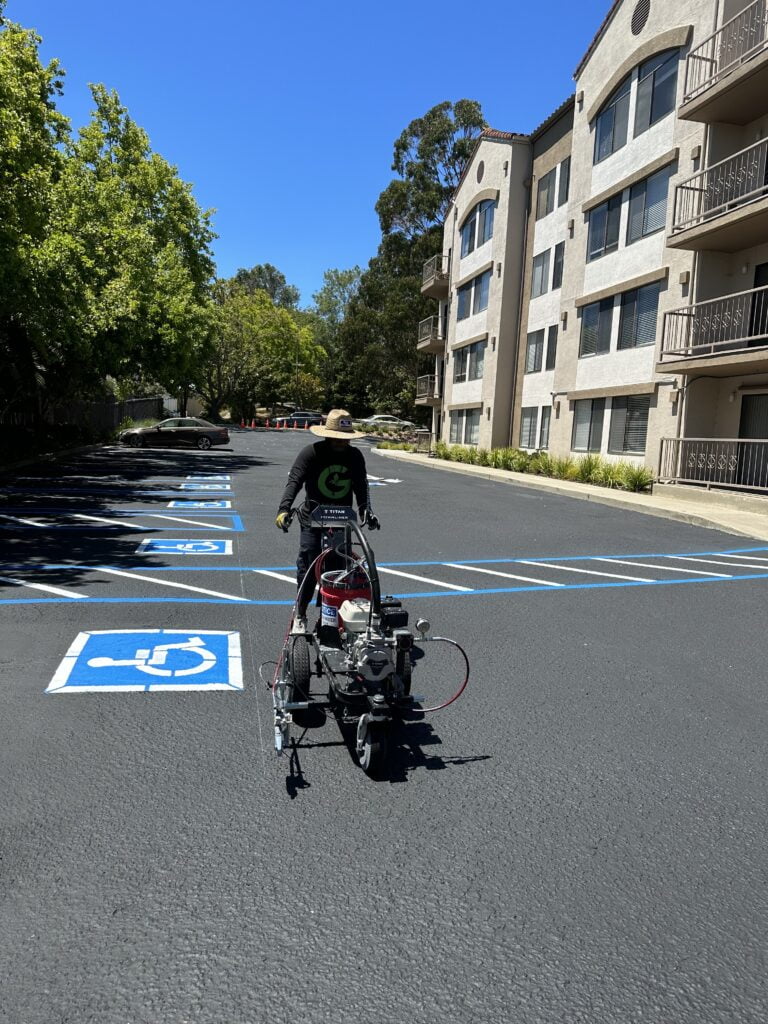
[
  {"xmin": 46, "ymin": 630, "xmax": 242, "ymax": 692},
  {"xmin": 137, "ymin": 539, "xmax": 231, "ymax": 555},
  {"xmin": 187, "ymin": 475, "xmax": 231, "ymax": 481},
  {"xmin": 178, "ymin": 483, "xmax": 231, "ymax": 491},
  {"xmin": 167, "ymin": 500, "xmax": 232, "ymax": 508}
]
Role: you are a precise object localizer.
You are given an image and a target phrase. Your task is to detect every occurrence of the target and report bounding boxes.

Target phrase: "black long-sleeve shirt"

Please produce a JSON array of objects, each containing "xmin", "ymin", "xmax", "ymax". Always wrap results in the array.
[{"xmin": 278, "ymin": 441, "xmax": 370, "ymax": 516}]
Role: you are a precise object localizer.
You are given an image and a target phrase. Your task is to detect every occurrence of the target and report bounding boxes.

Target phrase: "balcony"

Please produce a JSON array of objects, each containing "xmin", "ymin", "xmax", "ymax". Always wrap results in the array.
[
  {"xmin": 417, "ymin": 316, "xmax": 445, "ymax": 354},
  {"xmin": 680, "ymin": 0, "xmax": 768, "ymax": 124},
  {"xmin": 668, "ymin": 137, "xmax": 768, "ymax": 251},
  {"xmin": 416, "ymin": 374, "xmax": 441, "ymax": 406},
  {"xmin": 659, "ymin": 284, "xmax": 768, "ymax": 375},
  {"xmin": 421, "ymin": 254, "xmax": 450, "ymax": 298},
  {"xmin": 659, "ymin": 436, "xmax": 768, "ymax": 493}
]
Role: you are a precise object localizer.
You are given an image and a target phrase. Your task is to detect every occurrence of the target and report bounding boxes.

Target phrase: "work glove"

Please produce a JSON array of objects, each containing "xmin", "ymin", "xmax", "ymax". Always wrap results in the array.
[
  {"xmin": 361, "ymin": 507, "xmax": 380, "ymax": 531},
  {"xmin": 275, "ymin": 511, "xmax": 291, "ymax": 532}
]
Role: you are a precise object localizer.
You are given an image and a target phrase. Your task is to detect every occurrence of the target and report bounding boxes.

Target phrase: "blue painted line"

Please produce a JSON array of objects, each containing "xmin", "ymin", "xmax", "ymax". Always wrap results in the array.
[
  {"xmin": 3, "ymin": 571, "xmax": 768, "ymax": 605},
  {"xmin": 0, "ymin": 514, "xmax": 245, "ymax": 533}
]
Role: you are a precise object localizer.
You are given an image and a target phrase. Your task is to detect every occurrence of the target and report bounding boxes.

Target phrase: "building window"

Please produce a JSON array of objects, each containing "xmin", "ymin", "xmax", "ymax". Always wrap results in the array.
[
  {"xmin": 525, "ymin": 330, "xmax": 544, "ymax": 373},
  {"xmin": 552, "ymin": 241, "xmax": 565, "ymax": 290},
  {"xmin": 579, "ymin": 298, "xmax": 614, "ymax": 357},
  {"xmin": 594, "ymin": 75, "xmax": 631, "ymax": 164},
  {"xmin": 473, "ymin": 269, "xmax": 491, "ymax": 314},
  {"xmin": 457, "ymin": 281, "xmax": 472, "ymax": 320},
  {"xmin": 572, "ymin": 398, "xmax": 605, "ymax": 452},
  {"xmin": 618, "ymin": 282, "xmax": 660, "ymax": 349},
  {"xmin": 536, "ymin": 168, "xmax": 556, "ymax": 219},
  {"xmin": 450, "ymin": 407, "xmax": 481, "ymax": 445},
  {"xmin": 468, "ymin": 339, "xmax": 485, "ymax": 380},
  {"xmin": 460, "ymin": 210, "xmax": 477, "ymax": 258},
  {"xmin": 532, "ymin": 249, "xmax": 550, "ymax": 298},
  {"xmin": 608, "ymin": 395, "xmax": 651, "ymax": 454},
  {"xmin": 587, "ymin": 196, "xmax": 621, "ymax": 261},
  {"xmin": 546, "ymin": 324, "xmax": 558, "ymax": 370},
  {"xmin": 477, "ymin": 199, "xmax": 495, "ymax": 245},
  {"xmin": 634, "ymin": 50, "xmax": 679, "ymax": 137},
  {"xmin": 539, "ymin": 406, "xmax": 551, "ymax": 449},
  {"xmin": 520, "ymin": 407, "xmax": 538, "ymax": 448},
  {"xmin": 627, "ymin": 166, "xmax": 670, "ymax": 243},
  {"xmin": 454, "ymin": 339, "xmax": 486, "ymax": 382},
  {"xmin": 558, "ymin": 157, "xmax": 570, "ymax": 207}
]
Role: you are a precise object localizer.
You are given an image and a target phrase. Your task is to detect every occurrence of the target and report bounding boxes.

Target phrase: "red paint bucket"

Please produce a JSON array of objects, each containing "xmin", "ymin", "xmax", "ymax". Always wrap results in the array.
[{"xmin": 320, "ymin": 569, "xmax": 371, "ymax": 630}]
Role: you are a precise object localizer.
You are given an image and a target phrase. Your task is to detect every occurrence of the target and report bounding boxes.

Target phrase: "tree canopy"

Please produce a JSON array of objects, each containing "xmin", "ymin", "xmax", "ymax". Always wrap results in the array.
[{"xmin": 232, "ymin": 263, "xmax": 300, "ymax": 309}]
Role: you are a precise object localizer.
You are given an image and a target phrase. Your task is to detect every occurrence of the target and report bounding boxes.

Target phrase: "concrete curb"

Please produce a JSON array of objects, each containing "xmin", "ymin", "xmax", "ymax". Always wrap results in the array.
[{"xmin": 372, "ymin": 448, "xmax": 768, "ymax": 541}]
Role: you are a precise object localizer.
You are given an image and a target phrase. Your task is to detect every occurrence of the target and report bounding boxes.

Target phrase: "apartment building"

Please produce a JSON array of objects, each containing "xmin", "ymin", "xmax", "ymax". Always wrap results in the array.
[
  {"xmin": 417, "ymin": 131, "xmax": 531, "ymax": 449},
  {"xmin": 420, "ymin": 0, "xmax": 768, "ymax": 493}
]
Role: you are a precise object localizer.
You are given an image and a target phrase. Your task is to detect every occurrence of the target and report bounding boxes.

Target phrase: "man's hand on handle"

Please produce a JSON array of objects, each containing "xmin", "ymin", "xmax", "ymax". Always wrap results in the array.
[
  {"xmin": 361, "ymin": 507, "xmax": 380, "ymax": 531},
  {"xmin": 275, "ymin": 511, "xmax": 291, "ymax": 532}
]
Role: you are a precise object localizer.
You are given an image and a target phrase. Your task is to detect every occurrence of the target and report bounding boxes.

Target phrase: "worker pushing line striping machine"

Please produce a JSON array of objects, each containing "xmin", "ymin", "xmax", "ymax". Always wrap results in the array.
[{"xmin": 267, "ymin": 503, "xmax": 470, "ymax": 778}]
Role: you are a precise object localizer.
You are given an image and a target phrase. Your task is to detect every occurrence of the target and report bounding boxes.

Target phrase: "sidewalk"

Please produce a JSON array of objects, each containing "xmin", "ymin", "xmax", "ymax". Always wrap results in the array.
[{"xmin": 373, "ymin": 448, "xmax": 768, "ymax": 542}]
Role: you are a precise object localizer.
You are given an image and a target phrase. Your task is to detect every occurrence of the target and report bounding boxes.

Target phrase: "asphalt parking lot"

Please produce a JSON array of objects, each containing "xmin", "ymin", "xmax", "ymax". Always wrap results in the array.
[{"xmin": 1, "ymin": 429, "xmax": 767, "ymax": 1023}]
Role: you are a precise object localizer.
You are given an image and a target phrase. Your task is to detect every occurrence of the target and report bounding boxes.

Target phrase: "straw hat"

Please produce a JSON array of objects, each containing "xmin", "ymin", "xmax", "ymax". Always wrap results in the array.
[{"xmin": 311, "ymin": 409, "xmax": 366, "ymax": 440}]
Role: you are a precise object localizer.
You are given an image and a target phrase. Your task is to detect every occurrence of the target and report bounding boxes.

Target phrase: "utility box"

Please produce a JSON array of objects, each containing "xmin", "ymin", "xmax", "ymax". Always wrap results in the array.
[{"xmin": 415, "ymin": 429, "xmax": 432, "ymax": 454}]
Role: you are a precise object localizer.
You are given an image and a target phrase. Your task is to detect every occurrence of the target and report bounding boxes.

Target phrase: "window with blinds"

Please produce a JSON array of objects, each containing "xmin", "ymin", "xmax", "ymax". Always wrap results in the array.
[
  {"xmin": 546, "ymin": 325, "xmax": 558, "ymax": 370},
  {"xmin": 618, "ymin": 282, "xmax": 660, "ymax": 349},
  {"xmin": 539, "ymin": 406, "xmax": 551, "ymax": 449},
  {"xmin": 525, "ymin": 330, "xmax": 544, "ymax": 373},
  {"xmin": 520, "ymin": 407, "xmax": 538, "ymax": 448},
  {"xmin": 594, "ymin": 75, "xmax": 631, "ymax": 164},
  {"xmin": 558, "ymin": 157, "xmax": 570, "ymax": 207},
  {"xmin": 552, "ymin": 241, "xmax": 565, "ymax": 290},
  {"xmin": 627, "ymin": 167, "xmax": 670, "ymax": 243},
  {"xmin": 587, "ymin": 195, "xmax": 621, "ymax": 261},
  {"xmin": 572, "ymin": 398, "xmax": 605, "ymax": 452},
  {"xmin": 532, "ymin": 250, "xmax": 551, "ymax": 297},
  {"xmin": 608, "ymin": 395, "xmax": 651, "ymax": 453},
  {"xmin": 579, "ymin": 298, "xmax": 614, "ymax": 357},
  {"xmin": 634, "ymin": 50, "xmax": 679, "ymax": 137},
  {"xmin": 536, "ymin": 169, "xmax": 556, "ymax": 220}
]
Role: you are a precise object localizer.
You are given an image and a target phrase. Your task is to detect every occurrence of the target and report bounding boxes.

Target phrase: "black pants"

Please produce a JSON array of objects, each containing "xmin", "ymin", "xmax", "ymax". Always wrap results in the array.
[{"xmin": 296, "ymin": 527, "xmax": 322, "ymax": 616}]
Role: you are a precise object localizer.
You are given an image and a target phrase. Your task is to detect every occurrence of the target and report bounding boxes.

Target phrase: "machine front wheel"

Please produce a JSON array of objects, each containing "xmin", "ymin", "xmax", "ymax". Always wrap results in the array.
[
  {"xmin": 359, "ymin": 722, "xmax": 389, "ymax": 778},
  {"xmin": 289, "ymin": 635, "xmax": 312, "ymax": 702}
]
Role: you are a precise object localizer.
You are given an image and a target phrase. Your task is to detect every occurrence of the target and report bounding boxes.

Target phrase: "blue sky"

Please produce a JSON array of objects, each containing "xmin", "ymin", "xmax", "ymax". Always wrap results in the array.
[{"xmin": 9, "ymin": 0, "xmax": 612, "ymax": 305}]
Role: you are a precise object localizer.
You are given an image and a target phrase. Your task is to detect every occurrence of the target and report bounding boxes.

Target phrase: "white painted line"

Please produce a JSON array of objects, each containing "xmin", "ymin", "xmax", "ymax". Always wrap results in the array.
[
  {"xmin": 715, "ymin": 553, "xmax": 768, "ymax": 563},
  {"xmin": 595, "ymin": 557, "xmax": 732, "ymax": 579},
  {"xmin": 0, "ymin": 575, "xmax": 88, "ymax": 599},
  {"xmin": 517, "ymin": 560, "xmax": 653, "ymax": 582},
  {"xmin": 145, "ymin": 514, "xmax": 230, "ymax": 531},
  {"xmin": 48, "ymin": 631, "xmax": 90, "ymax": 688},
  {"xmin": 0, "ymin": 514, "xmax": 46, "ymax": 527},
  {"xmin": 378, "ymin": 567, "xmax": 472, "ymax": 591},
  {"xmin": 443, "ymin": 563, "xmax": 564, "ymax": 587},
  {"xmin": 254, "ymin": 569, "xmax": 297, "ymax": 585},
  {"xmin": 672, "ymin": 556, "xmax": 768, "ymax": 571},
  {"xmin": 72, "ymin": 513, "xmax": 142, "ymax": 528},
  {"xmin": 95, "ymin": 567, "xmax": 247, "ymax": 601}
]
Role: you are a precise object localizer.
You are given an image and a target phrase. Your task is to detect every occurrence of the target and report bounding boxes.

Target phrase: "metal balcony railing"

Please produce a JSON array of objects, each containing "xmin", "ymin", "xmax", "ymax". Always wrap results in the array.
[
  {"xmin": 659, "ymin": 436, "xmax": 768, "ymax": 492},
  {"xmin": 418, "ymin": 316, "xmax": 442, "ymax": 345},
  {"xmin": 661, "ymin": 284, "xmax": 768, "ymax": 359},
  {"xmin": 683, "ymin": 0, "xmax": 768, "ymax": 103},
  {"xmin": 672, "ymin": 136, "xmax": 768, "ymax": 233},
  {"xmin": 416, "ymin": 374, "xmax": 440, "ymax": 400},
  {"xmin": 422, "ymin": 254, "xmax": 449, "ymax": 288}
]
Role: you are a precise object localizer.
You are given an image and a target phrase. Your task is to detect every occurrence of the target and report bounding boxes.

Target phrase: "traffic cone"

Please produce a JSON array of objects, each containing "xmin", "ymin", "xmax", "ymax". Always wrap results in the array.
[
  {"xmin": 250, "ymin": 419, "xmax": 255, "ymax": 429},
  {"xmin": 240, "ymin": 418, "xmax": 244, "ymax": 428},
  {"xmin": 265, "ymin": 418, "xmax": 270, "ymax": 429},
  {"xmin": 304, "ymin": 420, "xmax": 309, "ymax": 429}
]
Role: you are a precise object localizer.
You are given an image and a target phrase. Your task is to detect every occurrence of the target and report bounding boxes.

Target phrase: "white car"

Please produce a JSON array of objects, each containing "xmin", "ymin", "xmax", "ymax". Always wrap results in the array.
[{"xmin": 360, "ymin": 414, "xmax": 416, "ymax": 429}]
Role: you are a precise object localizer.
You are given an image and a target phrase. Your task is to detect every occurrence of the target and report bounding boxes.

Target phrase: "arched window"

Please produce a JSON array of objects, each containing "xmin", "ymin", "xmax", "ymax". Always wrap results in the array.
[
  {"xmin": 594, "ymin": 74, "xmax": 631, "ymax": 164},
  {"xmin": 460, "ymin": 199, "xmax": 495, "ymax": 257},
  {"xmin": 634, "ymin": 49, "xmax": 679, "ymax": 136}
]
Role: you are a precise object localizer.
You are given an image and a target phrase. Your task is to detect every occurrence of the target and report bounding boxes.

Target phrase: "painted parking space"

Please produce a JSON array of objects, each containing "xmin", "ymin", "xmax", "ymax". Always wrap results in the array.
[
  {"xmin": 135, "ymin": 539, "xmax": 233, "ymax": 555},
  {"xmin": 46, "ymin": 629, "xmax": 243, "ymax": 693},
  {"xmin": 0, "ymin": 510, "xmax": 244, "ymax": 531},
  {"xmin": 3, "ymin": 544, "xmax": 768, "ymax": 605},
  {"xmin": 167, "ymin": 500, "xmax": 232, "ymax": 508}
]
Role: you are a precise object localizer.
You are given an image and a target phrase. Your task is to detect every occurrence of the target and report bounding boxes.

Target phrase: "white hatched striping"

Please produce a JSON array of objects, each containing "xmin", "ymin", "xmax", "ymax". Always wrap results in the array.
[
  {"xmin": 595, "ymin": 557, "xmax": 732, "ymax": 578},
  {"xmin": 145, "ymin": 514, "xmax": 230, "ymax": 531},
  {"xmin": 516, "ymin": 560, "xmax": 653, "ymax": 582},
  {"xmin": 443, "ymin": 563, "xmax": 564, "ymax": 587},
  {"xmin": 73, "ymin": 513, "xmax": 142, "ymax": 529},
  {"xmin": 95, "ymin": 567, "xmax": 247, "ymax": 601},
  {"xmin": 0, "ymin": 575, "xmax": 87, "ymax": 599},
  {"xmin": 0, "ymin": 514, "xmax": 47, "ymax": 527},
  {"xmin": 670, "ymin": 556, "xmax": 768, "ymax": 572},
  {"xmin": 378, "ymin": 567, "xmax": 472, "ymax": 591},
  {"xmin": 253, "ymin": 569, "xmax": 297, "ymax": 585},
  {"xmin": 714, "ymin": 553, "xmax": 768, "ymax": 564}
]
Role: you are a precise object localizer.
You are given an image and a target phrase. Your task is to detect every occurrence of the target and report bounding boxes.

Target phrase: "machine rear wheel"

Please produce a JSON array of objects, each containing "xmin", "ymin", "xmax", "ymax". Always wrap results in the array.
[
  {"xmin": 359, "ymin": 722, "xmax": 388, "ymax": 778},
  {"xmin": 289, "ymin": 635, "xmax": 311, "ymax": 702}
]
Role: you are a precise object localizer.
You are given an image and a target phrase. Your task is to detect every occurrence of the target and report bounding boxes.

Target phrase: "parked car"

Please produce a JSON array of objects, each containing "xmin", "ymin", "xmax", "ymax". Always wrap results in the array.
[
  {"xmin": 359, "ymin": 414, "xmax": 416, "ymax": 430},
  {"xmin": 274, "ymin": 411, "xmax": 323, "ymax": 428},
  {"xmin": 119, "ymin": 417, "xmax": 229, "ymax": 450}
]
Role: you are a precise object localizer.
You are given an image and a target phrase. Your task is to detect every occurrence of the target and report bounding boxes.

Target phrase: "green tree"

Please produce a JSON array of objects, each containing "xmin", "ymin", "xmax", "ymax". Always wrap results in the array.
[
  {"xmin": 233, "ymin": 263, "xmax": 300, "ymax": 309},
  {"xmin": 311, "ymin": 266, "xmax": 361, "ymax": 405},
  {"xmin": 0, "ymin": 4, "xmax": 70, "ymax": 423},
  {"xmin": 375, "ymin": 100, "xmax": 486, "ymax": 238}
]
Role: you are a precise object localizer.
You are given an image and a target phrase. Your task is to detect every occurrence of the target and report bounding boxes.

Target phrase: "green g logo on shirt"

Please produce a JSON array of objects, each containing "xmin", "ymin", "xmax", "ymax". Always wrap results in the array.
[{"xmin": 319, "ymin": 464, "xmax": 351, "ymax": 500}]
